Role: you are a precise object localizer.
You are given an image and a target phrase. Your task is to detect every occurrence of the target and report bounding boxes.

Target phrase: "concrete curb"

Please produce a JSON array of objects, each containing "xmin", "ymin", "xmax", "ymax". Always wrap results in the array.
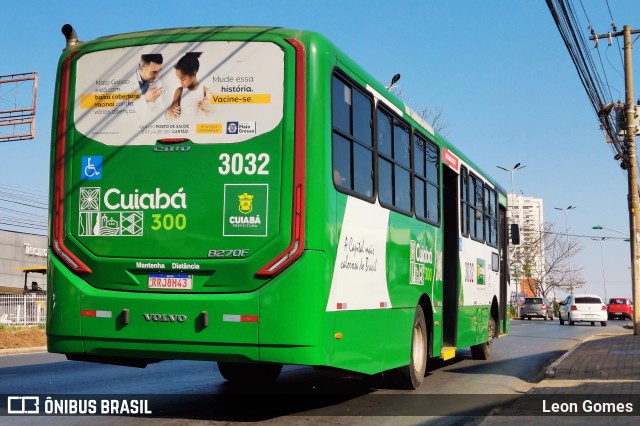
[
  {"xmin": 0, "ymin": 346, "xmax": 47, "ymax": 355},
  {"xmin": 544, "ymin": 335, "xmax": 596, "ymax": 378}
]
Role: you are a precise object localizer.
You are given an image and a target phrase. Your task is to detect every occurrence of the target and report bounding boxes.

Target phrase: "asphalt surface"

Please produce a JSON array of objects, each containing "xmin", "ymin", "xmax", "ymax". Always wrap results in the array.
[{"xmin": 2, "ymin": 323, "xmax": 639, "ymax": 424}]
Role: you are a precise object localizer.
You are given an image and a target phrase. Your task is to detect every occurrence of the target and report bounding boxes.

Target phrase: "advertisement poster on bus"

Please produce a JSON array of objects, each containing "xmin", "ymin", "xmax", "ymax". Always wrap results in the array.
[{"xmin": 73, "ymin": 41, "xmax": 284, "ymax": 145}]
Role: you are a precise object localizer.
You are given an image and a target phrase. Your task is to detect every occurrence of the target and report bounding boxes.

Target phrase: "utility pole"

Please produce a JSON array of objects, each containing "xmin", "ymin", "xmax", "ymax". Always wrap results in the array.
[
  {"xmin": 555, "ymin": 206, "xmax": 576, "ymax": 292},
  {"xmin": 591, "ymin": 25, "xmax": 640, "ymax": 335}
]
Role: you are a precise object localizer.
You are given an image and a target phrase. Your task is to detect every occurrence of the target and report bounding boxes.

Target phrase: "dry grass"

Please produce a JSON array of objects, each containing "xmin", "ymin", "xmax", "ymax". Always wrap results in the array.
[{"xmin": 0, "ymin": 326, "xmax": 46, "ymax": 349}]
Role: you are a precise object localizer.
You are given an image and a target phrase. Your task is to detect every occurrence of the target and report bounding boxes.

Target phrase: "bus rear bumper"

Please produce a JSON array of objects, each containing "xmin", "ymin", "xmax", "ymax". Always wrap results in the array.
[{"xmin": 47, "ymin": 252, "xmax": 330, "ymax": 367}]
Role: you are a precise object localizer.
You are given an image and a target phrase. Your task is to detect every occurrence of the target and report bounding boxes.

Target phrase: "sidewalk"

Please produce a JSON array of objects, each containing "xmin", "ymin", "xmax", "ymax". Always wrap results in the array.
[
  {"xmin": 0, "ymin": 345, "xmax": 46, "ymax": 355},
  {"xmin": 537, "ymin": 326, "xmax": 640, "ymax": 394},
  {"xmin": 482, "ymin": 325, "xmax": 640, "ymax": 423}
]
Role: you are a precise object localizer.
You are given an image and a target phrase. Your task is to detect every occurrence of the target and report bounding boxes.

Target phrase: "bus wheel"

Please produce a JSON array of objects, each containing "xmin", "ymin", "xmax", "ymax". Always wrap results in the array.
[
  {"xmin": 390, "ymin": 306, "xmax": 428, "ymax": 390},
  {"xmin": 217, "ymin": 362, "xmax": 283, "ymax": 384},
  {"xmin": 470, "ymin": 317, "xmax": 495, "ymax": 360}
]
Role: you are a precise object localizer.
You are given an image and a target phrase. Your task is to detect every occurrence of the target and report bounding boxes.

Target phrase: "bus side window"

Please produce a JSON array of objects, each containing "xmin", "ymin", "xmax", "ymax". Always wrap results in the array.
[
  {"xmin": 461, "ymin": 167, "xmax": 469, "ymax": 236},
  {"xmin": 333, "ymin": 134, "xmax": 351, "ymax": 188},
  {"xmin": 469, "ymin": 173, "xmax": 484, "ymax": 242},
  {"xmin": 485, "ymin": 187, "xmax": 497, "ymax": 247},
  {"xmin": 393, "ymin": 122, "xmax": 411, "ymax": 212},
  {"xmin": 377, "ymin": 109, "xmax": 393, "ymax": 206},
  {"xmin": 352, "ymin": 89, "xmax": 373, "ymax": 196},
  {"xmin": 376, "ymin": 107, "xmax": 412, "ymax": 215},
  {"xmin": 425, "ymin": 141, "xmax": 439, "ymax": 224},
  {"xmin": 415, "ymin": 135, "xmax": 440, "ymax": 225},
  {"xmin": 331, "ymin": 74, "xmax": 374, "ymax": 199}
]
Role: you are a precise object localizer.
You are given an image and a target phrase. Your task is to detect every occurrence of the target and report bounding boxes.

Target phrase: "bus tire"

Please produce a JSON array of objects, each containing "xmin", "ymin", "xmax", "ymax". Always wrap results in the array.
[
  {"xmin": 470, "ymin": 316, "xmax": 495, "ymax": 360},
  {"xmin": 390, "ymin": 305, "xmax": 428, "ymax": 390},
  {"xmin": 217, "ymin": 362, "xmax": 283, "ymax": 384}
]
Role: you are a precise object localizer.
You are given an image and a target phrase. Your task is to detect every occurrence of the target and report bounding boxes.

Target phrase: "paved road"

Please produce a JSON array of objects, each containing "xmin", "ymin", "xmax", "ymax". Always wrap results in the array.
[{"xmin": 0, "ymin": 319, "xmax": 629, "ymax": 425}]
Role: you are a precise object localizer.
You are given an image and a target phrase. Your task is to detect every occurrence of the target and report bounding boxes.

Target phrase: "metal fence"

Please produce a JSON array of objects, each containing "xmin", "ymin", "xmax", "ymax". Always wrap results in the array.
[{"xmin": 0, "ymin": 294, "xmax": 47, "ymax": 326}]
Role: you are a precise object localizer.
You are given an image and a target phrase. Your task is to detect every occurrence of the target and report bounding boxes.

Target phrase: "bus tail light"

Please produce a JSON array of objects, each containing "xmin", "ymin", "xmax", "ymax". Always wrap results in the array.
[
  {"xmin": 52, "ymin": 50, "xmax": 91, "ymax": 275},
  {"xmin": 255, "ymin": 38, "xmax": 306, "ymax": 279},
  {"xmin": 157, "ymin": 138, "xmax": 188, "ymax": 144}
]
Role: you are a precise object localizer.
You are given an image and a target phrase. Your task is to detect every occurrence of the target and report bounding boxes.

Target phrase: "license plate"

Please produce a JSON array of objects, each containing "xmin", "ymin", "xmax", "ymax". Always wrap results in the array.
[{"xmin": 148, "ymin": 273, "xmax": 192, "ymax": 290}]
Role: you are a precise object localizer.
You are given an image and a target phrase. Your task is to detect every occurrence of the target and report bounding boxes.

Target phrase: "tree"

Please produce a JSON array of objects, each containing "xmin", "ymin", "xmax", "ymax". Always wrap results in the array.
[
  {"xmin": 510, "ymin": 221, "xmax": 584, "ymax": 300},
  {"xmin": 417, "ymin": 105, "xmax": 448, "ymax": 136},
  {"xmin": 387, "ymin": 82, "xmax": 449, "ymax": 134}
]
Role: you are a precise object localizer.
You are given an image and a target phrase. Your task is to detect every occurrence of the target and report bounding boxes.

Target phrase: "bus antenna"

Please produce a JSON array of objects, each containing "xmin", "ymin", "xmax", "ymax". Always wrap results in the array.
[{"xmin": 61, "ymin": 24, "xmax": 81, "ymax": 50}]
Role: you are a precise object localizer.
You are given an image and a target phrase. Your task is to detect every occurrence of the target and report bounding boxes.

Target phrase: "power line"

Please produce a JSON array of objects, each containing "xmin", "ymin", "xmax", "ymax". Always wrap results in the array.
[
  {"xmin": 604, "ymin": 0, "xmax": 625, "ymax": 67},
  {"xmin": 0, "ymin": 183, "xmax": 48, "ymax": 232},
  {"xmin": 0, "ymin": 184, "xmax": 48, "ymax": 209},
  {"xmin": 545, "ymin": 0, "xmax": 627, "ymax": 161}
]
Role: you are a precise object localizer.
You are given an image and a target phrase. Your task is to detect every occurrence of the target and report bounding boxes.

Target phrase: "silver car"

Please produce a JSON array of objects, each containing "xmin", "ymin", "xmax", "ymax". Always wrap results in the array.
[
  {"xmin": 520, "ymin": 297, "xmax": 553, "ymax": 320},
  {"xmin": 558, "ymin": 294, "xmax": 607, "ymax": 326}
]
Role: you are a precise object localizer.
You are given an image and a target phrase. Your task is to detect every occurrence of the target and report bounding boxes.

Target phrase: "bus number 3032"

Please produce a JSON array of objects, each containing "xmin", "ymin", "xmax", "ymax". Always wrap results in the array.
[{"xmin": 218, "ymin": 153, "xmax": 269, "ymax": 175}]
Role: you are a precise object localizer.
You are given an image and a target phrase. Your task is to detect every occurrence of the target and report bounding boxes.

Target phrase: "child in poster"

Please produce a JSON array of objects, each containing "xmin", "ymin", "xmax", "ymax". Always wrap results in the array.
[{"xmin": 166, "ymin": 52, "xmax": 212, "ymax": 121}]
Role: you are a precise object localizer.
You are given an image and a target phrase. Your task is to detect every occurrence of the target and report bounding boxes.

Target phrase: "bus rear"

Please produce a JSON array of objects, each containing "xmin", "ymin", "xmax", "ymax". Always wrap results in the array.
[{"xmin": 47, "ymin": 26, "xmax": 311, "ymax": 373}]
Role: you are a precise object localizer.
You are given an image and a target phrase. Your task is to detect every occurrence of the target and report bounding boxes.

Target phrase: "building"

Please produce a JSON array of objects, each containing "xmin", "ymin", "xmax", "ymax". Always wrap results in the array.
[
  {"xmin": 508, "ymin": 194, "xmax": 545, "ymax": 297},
  {"xmin": 0, "ymin": 229, "xmax": 48, "ymax": 294}
]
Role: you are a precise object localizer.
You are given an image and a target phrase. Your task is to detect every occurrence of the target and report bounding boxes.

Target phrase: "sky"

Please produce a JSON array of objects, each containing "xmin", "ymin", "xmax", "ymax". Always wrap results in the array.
[{"xmin": 0, "ymin": 0, "xmax": 639, "ymax": 300}]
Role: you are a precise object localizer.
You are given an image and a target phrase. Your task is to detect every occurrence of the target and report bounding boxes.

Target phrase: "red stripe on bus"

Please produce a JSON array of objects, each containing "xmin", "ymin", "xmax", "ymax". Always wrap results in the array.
[
  {"xmin": 255, "ymin": 38, "xmax": 306, "ymax": 278},
  {"xmin": 52, "ymin": 50, "xmax": 91, "ymax": 274}
]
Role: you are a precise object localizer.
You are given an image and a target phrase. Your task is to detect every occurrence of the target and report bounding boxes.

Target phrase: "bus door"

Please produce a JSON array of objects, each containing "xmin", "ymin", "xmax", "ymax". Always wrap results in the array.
[
  {"xmin": 499, "ymin": 204, "xmax": 509, "ymax": 334},
  {"xmin": 442, "ymin": 166, "xmax": 459, "ymax": 348}
]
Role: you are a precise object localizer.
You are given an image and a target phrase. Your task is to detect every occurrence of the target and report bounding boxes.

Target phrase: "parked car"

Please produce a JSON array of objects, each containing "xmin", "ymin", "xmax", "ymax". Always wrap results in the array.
[
  {"xmin": 520, "ymin": 297, "xmax": 554, "ymax": 320},
  {"xmin": 607, "ymin": 297, "xmax": 633, "ymax": 320},
  {"xmin": 558, "ymin": 294, "xmax": 607, "ymax": 326}
]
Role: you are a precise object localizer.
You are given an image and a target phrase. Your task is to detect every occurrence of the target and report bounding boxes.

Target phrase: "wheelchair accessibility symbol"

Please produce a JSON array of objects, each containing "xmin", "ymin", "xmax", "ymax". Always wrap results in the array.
[{"xmin": 81, "ymin": 156, "xmax": 102, "ymax": 180}]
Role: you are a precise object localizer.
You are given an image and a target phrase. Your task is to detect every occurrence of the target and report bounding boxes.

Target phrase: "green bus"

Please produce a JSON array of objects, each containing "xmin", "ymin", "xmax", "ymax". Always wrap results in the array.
[{"xmin": 48, "ymin": 25, "xmax": 516, "ymax": 389}]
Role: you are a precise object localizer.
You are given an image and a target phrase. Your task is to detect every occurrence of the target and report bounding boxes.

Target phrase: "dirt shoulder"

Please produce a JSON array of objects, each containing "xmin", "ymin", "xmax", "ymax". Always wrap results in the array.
[{"xmin": 0, "ymin": 328, "xmax": 47, "ymax": 349}]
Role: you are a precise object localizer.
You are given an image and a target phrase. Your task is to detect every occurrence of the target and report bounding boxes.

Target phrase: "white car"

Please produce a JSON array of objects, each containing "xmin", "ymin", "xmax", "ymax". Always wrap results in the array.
[{"xmin": 558, "ymin": 294, "xmax": 607, "ymax": 326}]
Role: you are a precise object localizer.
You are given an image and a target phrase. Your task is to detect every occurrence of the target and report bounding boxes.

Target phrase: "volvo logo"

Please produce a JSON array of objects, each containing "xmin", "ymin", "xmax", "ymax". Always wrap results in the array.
[{"xmin": 143, "ymin": 313, "xmax": 187, "ymax": 323}]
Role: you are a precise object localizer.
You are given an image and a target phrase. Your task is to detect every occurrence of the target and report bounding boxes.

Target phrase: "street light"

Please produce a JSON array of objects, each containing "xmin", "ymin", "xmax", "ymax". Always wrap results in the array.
[
  {"xmin": 592, "ymin": 237, "xmax": 609, "ymax": 301},
  {"xmin": 496, "ymin": 163, "xmax": 526, "ymax": 195},
  {"xmin": 386, "ymin": 73, "xmax": 401, "ymax": 90},
  {"xmin": 555, "ymin": 206, "xmax": 577, "ymax": 292},
  {"xmin": 592, "ymin": 225, "xmax": 630, "ymax": 237}
]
